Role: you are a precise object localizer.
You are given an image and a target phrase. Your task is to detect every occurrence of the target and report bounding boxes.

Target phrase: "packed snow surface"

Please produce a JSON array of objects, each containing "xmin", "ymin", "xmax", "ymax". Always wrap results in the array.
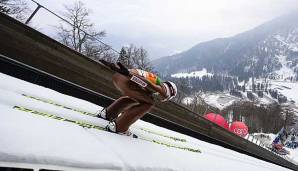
[{"xmin": 0, "ymin": 73, "xmax": 293, "ymax": 171}]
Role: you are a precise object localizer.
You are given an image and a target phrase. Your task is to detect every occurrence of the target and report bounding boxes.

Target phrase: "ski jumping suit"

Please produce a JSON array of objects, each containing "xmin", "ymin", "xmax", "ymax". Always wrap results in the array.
[{"xmin": 105, "ymin": 69, "xmax": 161, "ymax": 133}]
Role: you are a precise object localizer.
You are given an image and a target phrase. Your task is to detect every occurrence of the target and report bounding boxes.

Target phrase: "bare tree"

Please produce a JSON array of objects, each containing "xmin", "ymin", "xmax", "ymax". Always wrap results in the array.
[
  {"xmin": 83, "ymin": 41, "xmax": 116, "ymax": 62},
  {"xmin": 132, "ymin": 47, "xmax": 153, "ymax": 71},
  {"xmin": 56, "ymin": 1, "xmax": 107, "ymax": 56},
  {"xmin": 118, "ymin": 44, "xmax": 153, "ymax": 71},
  {"xmin": 0, "ymin": 0, "xmax": 29, "ymax": 21}
]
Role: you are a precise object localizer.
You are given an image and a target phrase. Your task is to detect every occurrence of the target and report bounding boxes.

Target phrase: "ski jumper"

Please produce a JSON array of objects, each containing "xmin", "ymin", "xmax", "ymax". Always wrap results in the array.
[
  {"xmin": 134, "ymin": 69, "xmax": 162, "ymax": 86},
  {"xmin": 105, "ymin": 69, "xmax": 160, "ymax": 132}
]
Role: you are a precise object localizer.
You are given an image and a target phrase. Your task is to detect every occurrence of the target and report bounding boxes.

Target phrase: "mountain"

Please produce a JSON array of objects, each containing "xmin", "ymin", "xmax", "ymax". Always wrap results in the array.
[{"xmin": 154, "ymin": 11, "xmax": 298, "ymax": 81}]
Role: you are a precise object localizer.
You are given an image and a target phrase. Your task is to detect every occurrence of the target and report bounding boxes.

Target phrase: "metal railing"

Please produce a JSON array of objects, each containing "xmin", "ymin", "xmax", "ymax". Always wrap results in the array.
[{"xmin": 25, "ymin": 0, "xmax": 120, "ymax": 56}]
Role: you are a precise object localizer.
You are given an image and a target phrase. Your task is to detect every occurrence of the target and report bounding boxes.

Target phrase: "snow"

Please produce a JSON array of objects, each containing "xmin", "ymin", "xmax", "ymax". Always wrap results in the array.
[
  {"xmin": 195, "ymin": 90, "xmax": 274, "ymax": 111},
  {"xmin": 258, "ymin": 94, "xmax": 276, "ymax": 105},
  {"xmin": 229, "ymin": 76, "xmax": 298, "ymax": 106},
  {"xmin": 252, "ymin": 133, "xmax": 298, "ymax": 163},
  {"xmin": 171, "ymin": 68, "xmax": 213, "ymax": 78},
  {"xmin": 238, "ymin": 80, "xmax": 245, "ymax": 86},
  {"xmin": 274, "ymin": 55, "xmax": 295, "ymax": 80},
  {"xmin": 0, "ymin": 105, "xmax": 122, "ymax": 170},
  {"xmin": 274, "ymin": 35, "xmax": 288, "ymax": 46},
  {"xmin": 289, "ymin": 43, "xmax": 298, "ymax": 52},
  {"xmin": 252, "ymin": 133, "xmax": 279, "ymax": 148},
  {"xmin": 269, "ymin": 34, "xmax": 298, "ymax": 81},
  {"xmin": 182, "ymin": 97, "xmax": 194, "ymax": 105},
  {"xmin": 0, "ymin": 73, "xmax": 294, "ymax": 171},
  {"xmin": 270, "ymin": 81, "xmax": 298, "ymax": 104},
  {"xmin": 202, "ymin": 92, "xmax": 240, "ymax": 110}
]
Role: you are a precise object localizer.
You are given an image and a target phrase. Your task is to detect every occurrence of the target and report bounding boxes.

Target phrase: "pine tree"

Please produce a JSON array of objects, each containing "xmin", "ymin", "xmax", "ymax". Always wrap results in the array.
[{"xmin": 117, "ymin": 47, "xmax": 130, "ymax": 67}]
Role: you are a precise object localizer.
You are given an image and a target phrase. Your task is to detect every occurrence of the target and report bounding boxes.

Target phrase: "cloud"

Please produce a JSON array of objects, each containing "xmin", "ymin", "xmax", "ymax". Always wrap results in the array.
[{"xmin": 29, "ymin": 0, "xmax": 298, "ymax": 59}]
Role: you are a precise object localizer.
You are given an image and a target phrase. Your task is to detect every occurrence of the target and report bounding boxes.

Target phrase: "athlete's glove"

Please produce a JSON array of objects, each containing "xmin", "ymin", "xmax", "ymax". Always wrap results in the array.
[
  {"xmin": 116, "ymin": 62, "xmax": 130, "ymax": 76},
  {"xmin": 99, "ymin": 60, "xmax": 129, "ymax": 76}
]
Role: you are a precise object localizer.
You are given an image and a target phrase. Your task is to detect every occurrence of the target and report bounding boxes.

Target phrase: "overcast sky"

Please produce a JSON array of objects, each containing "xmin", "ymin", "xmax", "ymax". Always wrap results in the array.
[{"xmin": 27, "ymin": 0, "xmax": 298, "ymax": 59}]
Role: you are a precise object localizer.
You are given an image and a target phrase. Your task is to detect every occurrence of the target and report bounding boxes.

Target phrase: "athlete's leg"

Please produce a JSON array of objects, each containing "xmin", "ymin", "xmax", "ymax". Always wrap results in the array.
[
  {"xmin": 105, "ymin": 96, "xmax": 138, "ymax": 121},
  {"xmin": 115, "ymin": 102, "xmax": 153, "ymax": 132},
  {"xmin": 108, "ymin": 73, "xmax": 154, "ymax": 132}
]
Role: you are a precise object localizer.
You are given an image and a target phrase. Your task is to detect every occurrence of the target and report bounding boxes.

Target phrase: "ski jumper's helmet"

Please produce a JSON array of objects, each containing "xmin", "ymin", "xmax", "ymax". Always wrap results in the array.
[{"xmin": 163, "ymin": 81, "xmax": 177, "ymax": 101}]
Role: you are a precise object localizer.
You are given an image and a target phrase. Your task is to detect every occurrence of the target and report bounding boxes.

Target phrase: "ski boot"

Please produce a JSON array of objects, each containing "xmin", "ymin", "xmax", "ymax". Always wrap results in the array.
[
  {"xmin": 96, "ymin": 108, "xmax": 107, "ymax": 120},
  {"xmin": 105, "ymin": 121, "xmax": 138, "ymax": 138}
]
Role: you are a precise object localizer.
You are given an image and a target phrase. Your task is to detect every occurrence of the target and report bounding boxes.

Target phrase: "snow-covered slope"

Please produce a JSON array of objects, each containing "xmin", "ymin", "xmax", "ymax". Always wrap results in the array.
[
  {"xmin": 270, "ymin": 80, "xmax": 298, "ymax": 104},
  {"xmin": 171, "ymin": 68, "xmax": 213, "ymax": 78},
  {"xmin": 155, "ymin": 12, "xmax": 298, "ymax": 81},
  {"xmin": 190, "ymin": 77, "xmax": 298, "ymax": 112},
  {"xmin": 0, "ymin": 73, "xmax": 294, "ymax": 171}
]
